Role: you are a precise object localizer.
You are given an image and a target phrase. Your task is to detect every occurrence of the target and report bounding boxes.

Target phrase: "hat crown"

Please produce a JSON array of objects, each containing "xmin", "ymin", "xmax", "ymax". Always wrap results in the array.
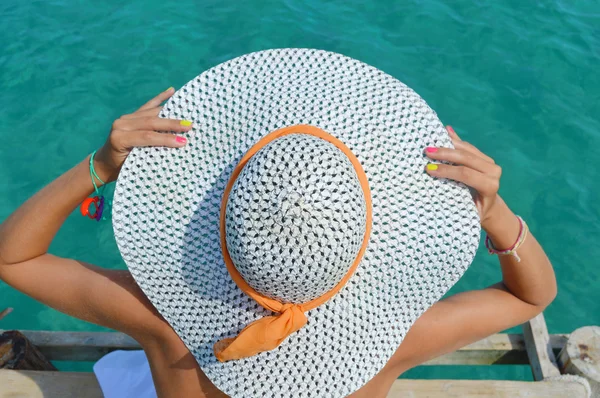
[{"xmin": 225, "ymin": 133, "xmax": 367, "ymax": 304}]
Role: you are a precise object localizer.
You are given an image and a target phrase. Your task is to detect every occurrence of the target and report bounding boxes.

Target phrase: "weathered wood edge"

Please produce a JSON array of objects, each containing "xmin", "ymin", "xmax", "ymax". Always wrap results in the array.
[
  {"xmin": 387, "ymin": 378, "xmax": 589, "ymax": 397},
  {"xmin": 0, "ymin": 370, "xmax": 589, "ymax": 398},
  {"xmin": 522, "ymin": 313, "xmax": 561, "ymax": 380},
  {"xmin": 0, "ymin": 329, "xmax": 569, "ymax": 364},
  {"xmin": 0, "ymin": 330, "xmax": 139, "ymax": 362},
  {"xmin": 0, "ymin": 370, "xmax": 102, "ymax": 398}
]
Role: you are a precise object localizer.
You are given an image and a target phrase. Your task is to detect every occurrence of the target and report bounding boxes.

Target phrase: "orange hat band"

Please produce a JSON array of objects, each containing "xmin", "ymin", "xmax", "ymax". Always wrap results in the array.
[{"xmin": 215, "ymin": 125, "xmax": 373, "ymax": 362}]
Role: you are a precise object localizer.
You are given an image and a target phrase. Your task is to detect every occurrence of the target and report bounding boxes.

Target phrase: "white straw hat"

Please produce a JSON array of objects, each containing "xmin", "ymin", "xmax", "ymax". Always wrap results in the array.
[{"xmin": 113, "ymin": 48, "xmax": 480, "ymax": 397}]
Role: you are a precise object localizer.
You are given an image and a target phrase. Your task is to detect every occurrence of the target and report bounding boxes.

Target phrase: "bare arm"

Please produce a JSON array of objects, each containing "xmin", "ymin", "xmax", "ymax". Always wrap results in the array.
[
  {"xmin": 486, "ymin": 196, "xmax": 556, "ymax": 307},
  {"xmin": 0, "ymin": 89, "xmax": 192, "ymax": 342},
  {"xmin": 387, "ymin": 126, "xmax": 556, "ymax": 373}
]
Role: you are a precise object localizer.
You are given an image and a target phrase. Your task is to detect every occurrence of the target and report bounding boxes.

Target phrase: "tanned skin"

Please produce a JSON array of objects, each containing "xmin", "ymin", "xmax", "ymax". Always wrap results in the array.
[{"xmin": 0, "ymin": 89, "xmax": 556, "ymax": 397}]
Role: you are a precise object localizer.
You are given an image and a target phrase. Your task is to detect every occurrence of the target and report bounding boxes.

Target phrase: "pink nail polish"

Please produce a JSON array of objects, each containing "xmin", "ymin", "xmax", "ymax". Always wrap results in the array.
[
  {"xmin": 426, "ymin": 147, "xmax": 438, "ymax": 153},
  {"xmin": 176, "ymin": 136, "xmax": 187, "ymax": 144},
  {"xmin": 447, "ymin": 126, "xmax": 456, "ymax": 135}
]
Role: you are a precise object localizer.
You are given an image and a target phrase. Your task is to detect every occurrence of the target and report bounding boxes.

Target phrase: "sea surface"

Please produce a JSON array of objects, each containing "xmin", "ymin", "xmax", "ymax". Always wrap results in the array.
[{"xmin": 1, "ymin": 0, "xmax": 599, "ymax": 381}]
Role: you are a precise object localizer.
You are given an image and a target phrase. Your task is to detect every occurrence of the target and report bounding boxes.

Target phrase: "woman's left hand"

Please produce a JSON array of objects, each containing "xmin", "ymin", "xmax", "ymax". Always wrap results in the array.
[{"xmin": 424, "ymin": 125, "xmax": 504, "ymax": 230}]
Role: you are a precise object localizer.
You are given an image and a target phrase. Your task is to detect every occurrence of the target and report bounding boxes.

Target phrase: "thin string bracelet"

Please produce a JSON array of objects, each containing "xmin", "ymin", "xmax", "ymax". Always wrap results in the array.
[
  {"xmin": 80, "ymin": 150, "xmax": 111, "ymax": 221},
  {"xmin": 89, "ymin": 149, "xmax": 105, "ymax": 196},
  {"xmin": 485, "ymin": 215, "xmax": 529, "ymax": 262}
]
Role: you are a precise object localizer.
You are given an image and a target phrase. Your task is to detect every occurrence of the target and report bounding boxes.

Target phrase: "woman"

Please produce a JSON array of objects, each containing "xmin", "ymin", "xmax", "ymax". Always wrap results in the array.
[{"xmin": 0, "ymin": 87, "xmax": 556, "ymax": 397}]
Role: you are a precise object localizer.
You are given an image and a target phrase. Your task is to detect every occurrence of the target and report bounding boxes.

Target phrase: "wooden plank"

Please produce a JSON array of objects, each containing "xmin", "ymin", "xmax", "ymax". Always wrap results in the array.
[
  {"xmin": 425, "ymin": 333, "xmax": 567, "ymax": 365},
  {"xmin": 522, "ymin": 313, "xmax": 561, "ymax": 380},
  {"xmin": 0, "ymin": 330, "xmax": 140, "ymax": 362},
  {"xmin": 387, "ymin": 378, "xmax": 589, "ymax": 397},
  {"xmin": 0, "ymin": 370, "xmax": 103, "ymax": 398},
  {"xmin": 1, "ymin": 330, "xmax": 569, "ymax": 364},
  {"xmin": 0, "ymin": 370, "xmax": 588, "ymax": 398}
]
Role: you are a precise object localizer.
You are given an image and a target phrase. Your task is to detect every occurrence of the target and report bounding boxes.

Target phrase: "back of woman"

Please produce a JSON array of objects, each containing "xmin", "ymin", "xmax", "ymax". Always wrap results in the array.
[{"xmin": 0, "ymin": 49, "xmax": 556, "ymax": 398}]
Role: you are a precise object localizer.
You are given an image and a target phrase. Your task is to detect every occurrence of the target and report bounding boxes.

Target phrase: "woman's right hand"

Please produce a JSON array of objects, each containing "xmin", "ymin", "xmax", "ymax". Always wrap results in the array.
[
  {"xmin": 95, "ymin": 87, "xmax": 193, "ymax": 183},
  {"xmin": 424, "ymin": 125, "xmax": 519, "ymax": 250}
]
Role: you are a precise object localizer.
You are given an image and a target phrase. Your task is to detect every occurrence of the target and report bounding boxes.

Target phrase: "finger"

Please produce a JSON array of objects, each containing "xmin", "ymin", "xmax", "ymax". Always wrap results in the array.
[
  {"xmin": 425, "ymin": 163, "xmax": 499, "ymax": 197},
  {"xmin": 425, "ymin": 147, "xmax": 500, "ymax": 177},
  {"xmin": 137, "ymin": 87, "xmax": 175, "ymax": 111},
  {"xmin": 119, "ymin": 116, "xmax": 193, "ymax": 133},
  {"xmin": 122, "ymin": 130, "xmax": 188, "ymax": 149},
  {"xmin": 121, "ymin": 106, "xmax": 162, "ymax": 120},
  {"xmin": 446, "ymin": 125, "xmax": 461, "ymax": 141},
  {"xmin": 445, "ymin": 125, "xmax": 495, "ymax": 163},
  {"xmin": 452, "ymin": 140, "xmax": 496, "ymax": 164}
]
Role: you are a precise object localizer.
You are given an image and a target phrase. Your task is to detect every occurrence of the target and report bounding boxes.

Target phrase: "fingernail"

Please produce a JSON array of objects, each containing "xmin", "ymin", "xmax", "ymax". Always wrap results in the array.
[
  {"xmin": 447, "ymin": 126, "xmax": 456, "ymax": 135},
  {"xmin": 426, "ymin": 164, "xmax": 438, "ymax": 171},
  {"xmin": 176, "ymin": 136, "xmax": 187, "ymax": 144},
  {"xmin": 165, "ymin": 86, "xmax": 174, "ymax": 92},
  {"xmin": 180, "ymin": 120, "xmax": 192, "ymax": 127},
  {"xmin": 426, "ymin": 147, "xmax": 438, "ymax": 153}
]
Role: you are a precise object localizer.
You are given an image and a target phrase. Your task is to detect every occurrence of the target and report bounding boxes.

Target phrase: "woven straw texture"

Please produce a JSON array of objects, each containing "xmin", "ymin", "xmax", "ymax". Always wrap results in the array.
[
  {"xmin": 226, "ymin": 133, "xmax": 368, "ymax": 304},
  {"xmin": 113, "ymin": 48, "xmax": 480, "ymax": 398}
]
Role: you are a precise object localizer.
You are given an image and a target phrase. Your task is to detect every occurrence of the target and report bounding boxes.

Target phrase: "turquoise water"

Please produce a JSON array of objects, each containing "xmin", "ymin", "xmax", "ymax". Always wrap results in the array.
[{"xmin": 1, "ymin": 0, "xmax": 599, "ymax": 381}]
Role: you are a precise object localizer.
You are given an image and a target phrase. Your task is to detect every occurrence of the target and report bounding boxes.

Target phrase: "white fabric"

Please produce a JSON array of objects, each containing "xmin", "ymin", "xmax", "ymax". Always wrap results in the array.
[
  {"xmin": 93, "ymin": 350, "xmax": 156, "ymax": 398},
  {"xmin": 112, "ymin": 48, "xmax": 481, "ymax": 397}
]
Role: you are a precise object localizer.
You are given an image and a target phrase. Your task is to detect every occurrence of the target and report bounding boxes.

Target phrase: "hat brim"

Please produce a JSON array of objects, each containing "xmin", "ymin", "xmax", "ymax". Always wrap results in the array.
[{"xmin": 113, "ymin": 48, "xmax": 480, "ymax": 397}]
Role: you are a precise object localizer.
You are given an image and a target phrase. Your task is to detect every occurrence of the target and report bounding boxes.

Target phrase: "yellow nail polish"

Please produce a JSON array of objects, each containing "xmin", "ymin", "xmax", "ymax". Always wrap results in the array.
[
  {"xmin": 426, "ymin": 164, "xmax": 438, "ymax": 171},
  {"xmin": 165, "ymin": 86, "xmax": 174, "ymax": 92},
  {"xmin": 180, "ymin": 120, "xmax": 192, "ymax": 127}
]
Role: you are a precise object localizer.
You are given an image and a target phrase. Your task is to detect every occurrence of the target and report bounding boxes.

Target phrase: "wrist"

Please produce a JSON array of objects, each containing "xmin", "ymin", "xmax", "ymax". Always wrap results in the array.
[
  {"xmin": 481, "ymin": 196, "xmax": 520, "ymax": 251},
  {"xmin": 93, "ymin": 147, "xmax": 119, "ymax": 184}
]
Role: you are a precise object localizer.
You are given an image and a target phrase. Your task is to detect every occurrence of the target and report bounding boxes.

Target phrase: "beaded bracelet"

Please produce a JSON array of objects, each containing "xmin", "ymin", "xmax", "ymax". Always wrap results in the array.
[
  {"xmin": 80, "ymin": 150, "xmax": 110, "ymax": 221},
  {"xmin": 484, "ymin": 215, "xmax": 528, "ymax": 262}
]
